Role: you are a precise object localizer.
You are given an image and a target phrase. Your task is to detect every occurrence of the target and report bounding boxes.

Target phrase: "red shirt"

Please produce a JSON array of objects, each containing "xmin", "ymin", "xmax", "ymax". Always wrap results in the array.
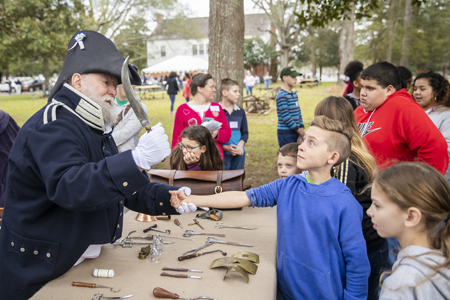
[
  {"xmin": 354, "ymin": 89, "xmax": 448, "ymax": 174},
  {"xmin": 172, "ymin": 102, "xmax": 231, "ymax": 160}
]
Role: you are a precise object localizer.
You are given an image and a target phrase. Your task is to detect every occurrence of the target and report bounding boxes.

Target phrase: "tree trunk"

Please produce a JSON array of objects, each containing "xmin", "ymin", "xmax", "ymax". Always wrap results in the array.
[
  {"xmin": 310, "ymin": 41, "xmax": 317, "ymax": 77},
  {"xmin": 43, "ymin": 55, "xmax": 50, "ymax": 96},
  {"xmin": 400, "ymin": 0, "xmax": 413, "ymax": 67},
  {"xmin": 269, "ymin": 21, "xmax": 278, "ymax": 83},
  {"xmin": 386, "ymin": 0, "xmax": 397, "ymax": 62},
  {"xmin": 279, "ymin": 48, "xmax": 290, "ymax": 69},
  {"xmin": 337, "ymin": 4, "xmax": 355, "ymax": 86},
  {"xmin": 209, "ymin": 0, "xmax": 245, "ymax": 105},
  {"xmin": 443, "ymin": 62, "xmax": 448, "ymax": 78}
]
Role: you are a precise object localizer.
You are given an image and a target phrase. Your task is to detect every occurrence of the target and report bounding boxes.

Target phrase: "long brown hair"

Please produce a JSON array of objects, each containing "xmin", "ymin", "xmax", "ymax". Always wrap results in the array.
[
  {"xmin": 170, "ymin": 125, "xmax": 223, "ymax": 171},
  {"xmin": 314, "ymin": 96, "xmax": 377, "ymax": 180},
  {"xmin": 375, "ymin": 162, "xmax": 450, "ymax": 286}
]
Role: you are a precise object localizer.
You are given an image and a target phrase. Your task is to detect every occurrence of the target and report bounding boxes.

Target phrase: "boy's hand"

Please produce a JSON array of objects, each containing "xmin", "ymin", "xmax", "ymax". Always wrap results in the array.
[
  {"xmin": 211, "ymin": 130, "xmax": 218, "ymax": 139},
  {"xmin": 223, "ymin": 144, "xmax": 235, "ymax": 155},
  {"xmin": 183, "ymin": 152, "xmax": 199, "ymax": 165},
  {"xmin": 235, "ymin": 144, "xmax": 244, "ymax": 156}
]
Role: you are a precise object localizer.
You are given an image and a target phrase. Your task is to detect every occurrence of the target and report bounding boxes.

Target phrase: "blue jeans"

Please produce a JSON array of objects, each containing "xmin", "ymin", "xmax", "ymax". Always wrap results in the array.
[
  {"xmin": 169, "ymin": 94, "xmax": 176, "ymax": 112},
  {"xmin": 245, "ymin": 85, "xmax": 253, "ymax": 95},
  {"xmin": 223, "ymin": 153, "xmax": 245, "ymax": 170},
  {"xmin": 264, "ymin": 80, "xmax": 269, "ymax": 89},
  {"xmin": 367, "ymin": 240, "xmax": 391, "ymax": 300},
  {"xmin": 185, "ymin": 97, "xmax": 190, "ymax": 102},
  {"xmin": 277, "ymin": 129, "xmax": 299, "ymax": 148}
]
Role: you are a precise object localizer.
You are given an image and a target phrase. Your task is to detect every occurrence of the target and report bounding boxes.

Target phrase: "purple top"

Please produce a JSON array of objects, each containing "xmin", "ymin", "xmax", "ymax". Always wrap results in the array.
[{"xmin": 187, "ymin": 162, "xmax": 202, "ymax": 171}]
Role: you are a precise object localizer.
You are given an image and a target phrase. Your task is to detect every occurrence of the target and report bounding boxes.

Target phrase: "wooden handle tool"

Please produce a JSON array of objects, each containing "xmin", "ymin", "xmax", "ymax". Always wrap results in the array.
[
  {"xmin": 160, "ymin": 272, "xmax": 201, "ymax": 279},
  {"xmin": 153, "ymin": 287, "xmax": 182, "ymax": 299},
  {"xmin": 143, "ymin": 224, "xmax": 157, "ymax": 233},
  {"xmin": 72, "ymin": 281, "xmax": 96, "ymax": 288},
  {"xmin": 162, "ymin": 267, "xmax": 202, "ymax": 273}
]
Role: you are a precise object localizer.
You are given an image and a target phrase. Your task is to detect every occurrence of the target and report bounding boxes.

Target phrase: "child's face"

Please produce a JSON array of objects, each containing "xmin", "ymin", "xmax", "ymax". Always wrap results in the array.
[
  {"xmin": 282, "ymin": 75, "xmax": 297, "ymax": 88},
  {"xmin": 360, "ymin": 79, "xmax": 394, "ymax": 112},
  {"xmin": 367, "ymin": 181, "xmax": 408, "ymax": 239},
  {"xmin": 223, "ymin": 85, "xmax": 240, "ymax": 103},
  {"xmin": 297, "ymin": 126, "xmax": 337, "ymax": 171},
  {"xmin": 413, "ymin": 78, "xmax": 435, "ymax": 111},
  {"xmin": 181, "ymin": 137, "xmax": 206, "ymax": 157},
  {"xmin": 277, "ymin": 154, "xmax": 301, "ymax": 178}
]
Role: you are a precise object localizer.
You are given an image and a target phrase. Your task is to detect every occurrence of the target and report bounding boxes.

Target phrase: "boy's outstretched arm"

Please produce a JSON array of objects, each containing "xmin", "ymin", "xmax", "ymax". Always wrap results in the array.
[{"xmin": 169, "ymin": 190, "xmax": 251, "ymax": 210}]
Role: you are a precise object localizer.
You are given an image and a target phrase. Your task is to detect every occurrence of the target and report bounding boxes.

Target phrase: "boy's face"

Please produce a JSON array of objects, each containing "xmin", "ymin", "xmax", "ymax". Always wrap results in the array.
[
  {"xmin": 360, "ymin": 79, "xmax": 395, "ymax": 112},
  {"xmin": 223, "ymin": 85, "xmax": 240, "ymax": 103},
  {"xmin": 277, "ymin": 154, "xmax": 301, "ymax": 178},
  {"xmin": 297, "ymin": 126, "xmax": 337, "ymax": 171},
  {"xmin": 282, "ymin": 75, "xmax": 297, "ymax": 88}
]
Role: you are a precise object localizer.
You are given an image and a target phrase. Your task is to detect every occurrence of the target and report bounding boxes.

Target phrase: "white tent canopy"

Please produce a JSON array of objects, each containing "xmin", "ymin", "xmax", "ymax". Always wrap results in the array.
[{"xmin": 142, "ymin": 55, "xmax": 208, "ymax": 74}]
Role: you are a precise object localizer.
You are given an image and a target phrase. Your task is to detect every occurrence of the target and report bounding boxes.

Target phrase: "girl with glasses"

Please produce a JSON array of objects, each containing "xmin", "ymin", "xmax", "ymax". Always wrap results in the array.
[{"xmin": 170, "ymin": 125, "xmax": 223, "ymax": 171}]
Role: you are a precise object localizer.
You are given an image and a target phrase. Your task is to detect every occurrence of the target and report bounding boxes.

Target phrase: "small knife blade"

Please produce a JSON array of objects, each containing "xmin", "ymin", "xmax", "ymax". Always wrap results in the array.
[
  {"xmin": 160, "ymin": 272, "xmax": 201, "ymax": 279},
  {"xmin": 162, "ymin": 267, "xmax": 203, "ymax": 273}
]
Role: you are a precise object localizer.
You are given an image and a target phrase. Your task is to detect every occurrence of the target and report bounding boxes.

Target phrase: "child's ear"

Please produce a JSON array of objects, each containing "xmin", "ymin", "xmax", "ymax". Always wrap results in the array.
[
  {"xmin": 200, "ymin": 145, "xmax": 207, "ymax": 154},
  {"xmin": 386, "ymin": 85, "xmax": 396, "ymax": 96},
  {"xmin": 404, "ymin": 207, "xmax": 423, "ymax": 228},
  {"xmin": 327, "ymin": 151, "xmax": 340, "ymax": 166},
  {"xmin": 222, "ymin": 90, "xmax": 227, "ymax": 97},
  {"xmin": 353, "ymin": 79, "xmax": 360, "ymax": 88}
]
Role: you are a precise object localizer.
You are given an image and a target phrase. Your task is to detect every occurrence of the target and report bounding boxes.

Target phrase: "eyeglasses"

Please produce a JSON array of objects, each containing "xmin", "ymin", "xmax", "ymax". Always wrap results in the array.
[{"xmin": 179, "ymin": 142, "xmax": 202, "ymax": 152}]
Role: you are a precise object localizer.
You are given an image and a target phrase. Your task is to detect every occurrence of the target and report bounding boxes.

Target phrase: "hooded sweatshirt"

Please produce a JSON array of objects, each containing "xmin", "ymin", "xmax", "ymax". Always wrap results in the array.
[
  {"xmin": 246, "ymin": 175, "xmax": 370, "ymax": 300},
  {"xmin": 380, "ymin": 245, "xmax": 450, "ymax": 300},
  {"xmin": 354, "ymin": 89, "xmax": 448, "ymax": 175}
]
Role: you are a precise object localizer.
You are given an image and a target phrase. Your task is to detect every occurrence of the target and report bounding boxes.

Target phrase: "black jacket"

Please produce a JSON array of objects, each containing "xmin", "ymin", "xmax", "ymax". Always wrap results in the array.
[
  {"xmin": 332, "ymin": 154, "xmax": 385, "ymax": 255},
  {"xmin": 0, "ymin": 84, "xmax": 178, "ymax": 299},
  {"xmin": 166, "ymin": 77, "xmax": 179, "ymax": 95}
]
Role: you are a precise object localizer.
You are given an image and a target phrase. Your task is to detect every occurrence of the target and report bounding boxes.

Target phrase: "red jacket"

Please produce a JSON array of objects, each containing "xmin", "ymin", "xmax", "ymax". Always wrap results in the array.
[
  {"xmin": 354, "ymin": 89, "xmax": 448, "ymax": 174},
  {"xmin": 172, "ymin": 102, "xmax": 231, "ymax": 160}
]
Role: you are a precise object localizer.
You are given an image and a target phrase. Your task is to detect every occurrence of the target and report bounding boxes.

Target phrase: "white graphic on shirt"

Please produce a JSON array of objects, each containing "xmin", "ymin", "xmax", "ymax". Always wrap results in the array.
[{"xmin": 358, "ymin": 122, "xmax": 382, "ymax": 137}]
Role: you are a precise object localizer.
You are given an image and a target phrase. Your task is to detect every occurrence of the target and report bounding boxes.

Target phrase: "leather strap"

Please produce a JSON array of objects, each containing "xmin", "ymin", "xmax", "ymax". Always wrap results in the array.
[
  {"xmin": 169, "ymin": 170, "xmax": 176, "ymax": 186},
  {"xmin": 215, "ymin": 171, "xmax": 223, "ymax": 194}
]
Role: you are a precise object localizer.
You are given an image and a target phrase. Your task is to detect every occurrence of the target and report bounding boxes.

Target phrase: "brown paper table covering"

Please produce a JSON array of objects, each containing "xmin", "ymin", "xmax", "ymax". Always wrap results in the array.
[{"xmin": 31, "ymin": 206, "xmax": 277, "ymax": 300}]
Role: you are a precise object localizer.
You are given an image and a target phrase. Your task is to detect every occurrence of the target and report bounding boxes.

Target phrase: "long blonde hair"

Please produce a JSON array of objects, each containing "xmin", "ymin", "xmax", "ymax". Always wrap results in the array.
[{"xmin": 314, "ymin": 96, "xmax": 377, "ymax": 180}]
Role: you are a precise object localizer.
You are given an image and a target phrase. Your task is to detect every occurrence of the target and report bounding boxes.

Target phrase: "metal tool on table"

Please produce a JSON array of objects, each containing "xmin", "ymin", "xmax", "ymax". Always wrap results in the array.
[
  {"xmin": 91, "ymin": 293, "xmax": 133, "ymax": 300},
  {"xmin": 72, "ymin": 282, "xmax": 120, "ymax": 292},
  {"xmin": 174, "ymin": 219, "xmax": 183, "ymax": 229},
  {"xmin": 162, "ymin": 267, "xmax": 202, "ymax": 273},
  {"xmin": 127, "ymin": 230, "xmax": 193, "ymax": 242},
  {"xmin": 188, "ymin": 219, "xmax": 204, "ymax": 230},
  {"xmin": 143, "ymin": 224, "xmax": 171, "ymax": 234},
  {"xmin": 214, "ymin": 222, "xmax": 257, "ymax": 230},
  {"xmin": 178, "ymin": 250, "xmax": 227, "ymax": 261},
  {"xmin": 153, "ymin": 287, "xmax": 217, "ymax": 300},
  {"xmin": 232, "ymin": 251, "xmax": 260, "ymax": 263},
  {"xmin": 209, "ymin": 256, "xmax": 260, "ymax": 283},
  {"xmin": 113, "ymin": 230, "xmax": 174, "ymax": 248},
  {"xmin": 160, "ymin": 272, "xmax": 201, "ymax": 279},
  {"xmin": 136, "ymin": 214, "xmax": 171, "ymax": 222},
  {"xmin": 182, "ymin": 230, "xmax": 225, "ymax": 238},
  {"xmin": 183, "ymin": 237, "xmax": 252, "ymax": 256}
]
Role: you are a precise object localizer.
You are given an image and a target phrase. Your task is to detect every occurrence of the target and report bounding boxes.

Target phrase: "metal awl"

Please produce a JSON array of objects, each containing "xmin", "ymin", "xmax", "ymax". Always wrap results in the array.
[
  {"xmin": 188, "ymin": 219, "xmax": 204, "ymax": 230},
  {"xmin": 72, "ymin": 282, "xmax": 120, "ymax": 292},
  {"xmin": 183, "ymin": 230, "xmax": 225, "ymax": 238},
  {"xmin": 92, "ymin": 293, "xmax": 133, "ymax": 300},
  {"xmin": 162, "ymin": 267, "xmax": 203, "ymax": 273},
  {"xmin": 214, "ymin": 222, "xmax": 257, "ymax": 230}
]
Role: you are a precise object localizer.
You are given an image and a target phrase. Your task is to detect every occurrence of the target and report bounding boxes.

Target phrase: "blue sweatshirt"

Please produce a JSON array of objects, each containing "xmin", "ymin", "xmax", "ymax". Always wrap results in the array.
[
  {"xmin": 246, "ymin": 175, "xmax": 370, "ymax": 300},
  {"xmin": 223, "ymin": 104, "xmax": 248, "ymax": 155},
  {"xmin": 276, "ymin": 88, "xmax": 304, "ymax": 131}
]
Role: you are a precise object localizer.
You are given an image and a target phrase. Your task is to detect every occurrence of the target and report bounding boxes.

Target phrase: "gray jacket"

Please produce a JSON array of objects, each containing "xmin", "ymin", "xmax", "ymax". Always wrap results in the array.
[
  {"xmin": 380, "ymin": 245, "xmax": 450, "ymax": 300},
  {"xmin": 428, "ymin": 107, "xmax": 450, "ymax": 181}
]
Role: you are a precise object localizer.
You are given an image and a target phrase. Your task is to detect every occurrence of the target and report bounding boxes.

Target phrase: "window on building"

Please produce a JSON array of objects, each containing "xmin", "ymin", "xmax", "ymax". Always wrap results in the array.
[
  {"xmin": 192, "ymin": 45, "xmax": 198, "ymax": 55},
  {"xmin": 199, "ymin": 44, "xmax": 204, "ymax": 55},
  {"xmin": 161, "ymin": 46, "xmax": 166, "ymax": 57}
]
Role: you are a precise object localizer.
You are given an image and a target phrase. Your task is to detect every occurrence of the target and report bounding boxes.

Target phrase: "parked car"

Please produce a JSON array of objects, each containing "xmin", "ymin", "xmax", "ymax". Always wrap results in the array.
[
  {"xmin": 0, "ymin": 81, "xmax": 18, "ymax": 93},
  {"xmin": 22, "ymin": 79, "xmax": 44, "ymax": 92}
]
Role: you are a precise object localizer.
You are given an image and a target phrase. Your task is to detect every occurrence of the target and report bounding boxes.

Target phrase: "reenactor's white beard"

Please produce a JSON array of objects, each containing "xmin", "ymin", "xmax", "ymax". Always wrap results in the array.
[{"xmin": 80, "ymin": 82, "xmax": 118, "ymax": 128}]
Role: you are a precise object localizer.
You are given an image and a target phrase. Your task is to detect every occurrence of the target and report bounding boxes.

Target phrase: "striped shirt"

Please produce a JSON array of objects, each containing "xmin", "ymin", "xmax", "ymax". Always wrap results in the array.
[{"xmin": 276, "ymin": 88, "xmax": 304, "ymax": 131}]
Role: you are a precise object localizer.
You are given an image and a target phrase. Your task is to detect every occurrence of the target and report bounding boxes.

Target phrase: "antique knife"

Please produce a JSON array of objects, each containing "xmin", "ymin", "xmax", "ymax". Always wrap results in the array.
[{"xmin": 160, "ymin": 272, "xmax": 201, "ymax": 279}]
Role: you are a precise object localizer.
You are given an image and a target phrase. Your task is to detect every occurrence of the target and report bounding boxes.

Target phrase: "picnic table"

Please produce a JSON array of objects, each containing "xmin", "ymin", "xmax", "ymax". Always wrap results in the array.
[
  {"xmin": 298, "ymin": 78, "xmax": 320, "ymax": 88},
  {"xmin": 135, "ymin": 84, "xmax": 165, "ymax": 100}
]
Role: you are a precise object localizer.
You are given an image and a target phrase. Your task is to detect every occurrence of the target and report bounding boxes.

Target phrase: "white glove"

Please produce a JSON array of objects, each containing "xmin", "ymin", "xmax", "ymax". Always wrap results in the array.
[
  {"xmin": 132, "ymin": 122, "xmax": 171, "ymax": 169},
  {"xmin": 176, "ymin": 202, "xmax": 198, "ymax": 214}
]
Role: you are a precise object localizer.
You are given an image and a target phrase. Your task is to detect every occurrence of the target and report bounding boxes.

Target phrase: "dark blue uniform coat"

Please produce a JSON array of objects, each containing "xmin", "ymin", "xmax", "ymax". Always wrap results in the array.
[{"xmin": 0, "ymin": 84, "xmax": 178, "ymax": 299}]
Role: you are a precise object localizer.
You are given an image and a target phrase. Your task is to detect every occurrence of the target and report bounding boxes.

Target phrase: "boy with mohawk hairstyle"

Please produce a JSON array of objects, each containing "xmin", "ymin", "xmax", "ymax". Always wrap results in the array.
[{"xmin": 170, "ymin": 116, "xmax": 370, "ymax": 300}]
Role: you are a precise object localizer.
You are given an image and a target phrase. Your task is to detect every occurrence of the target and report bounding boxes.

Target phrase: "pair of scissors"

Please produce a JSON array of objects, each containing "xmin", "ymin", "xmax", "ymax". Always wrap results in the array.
[{"xmin": 92, "ymin": 293, "xmax": 133, "ymax": 300}]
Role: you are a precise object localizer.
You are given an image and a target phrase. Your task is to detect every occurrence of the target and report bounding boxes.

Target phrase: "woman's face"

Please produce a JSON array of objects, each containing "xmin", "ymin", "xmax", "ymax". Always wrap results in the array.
[
  {"xmin": 198, "ymin": 79, "xmax": 216, "ymax": 101},
  {"xmin": 414, "ymin": 78, "xmax": 436, "ymax": 111}
]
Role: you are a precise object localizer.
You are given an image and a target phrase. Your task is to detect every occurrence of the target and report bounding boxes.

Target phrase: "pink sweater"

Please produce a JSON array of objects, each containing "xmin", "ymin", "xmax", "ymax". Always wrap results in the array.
[{"xmin": 172, "ymin": 102, "xmax": 232, "ymax": 160}]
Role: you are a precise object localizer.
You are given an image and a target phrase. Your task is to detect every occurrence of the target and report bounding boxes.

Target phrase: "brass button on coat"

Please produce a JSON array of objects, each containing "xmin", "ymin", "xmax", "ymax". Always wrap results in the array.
[
  {"xmin": 159, "ymin": 202, "xmax": 163, "ymax": 206},
  {"xmin": 123, "ymin": 182, "xmax": 128, "ymax": 187},
  {"xmin": 10, "ymin": 242, "xmax": 14, "ymax": 247},
  {"xmin": 46, "ymin": 253, "xmax": 51, "ymax": 258},
  {"xmin": 20, "ymin": 247, "xmax": 25, "ymax": 252},
  {"xmin": 33, "ymin": 250, "xmax": 39, "ymax": 255}
]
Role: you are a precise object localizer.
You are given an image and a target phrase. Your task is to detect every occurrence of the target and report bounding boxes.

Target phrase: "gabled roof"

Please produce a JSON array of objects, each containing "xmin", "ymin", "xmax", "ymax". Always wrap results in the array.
[{"xmin": 150, "ymin": 13, "xmax": 271, "ymax": 41}]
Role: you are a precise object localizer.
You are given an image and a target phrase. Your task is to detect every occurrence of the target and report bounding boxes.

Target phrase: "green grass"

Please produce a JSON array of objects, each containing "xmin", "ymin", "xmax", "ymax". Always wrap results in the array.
[{"xmin": 0, "ymin": 82, "xmax": 343, "ymax": 187}]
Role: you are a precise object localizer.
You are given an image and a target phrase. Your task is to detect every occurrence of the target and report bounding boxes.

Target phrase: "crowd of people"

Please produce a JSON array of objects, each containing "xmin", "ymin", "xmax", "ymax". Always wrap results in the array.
[{"xmin": 0, "ymin": 30, "xmax": 449, "ymax": 300}]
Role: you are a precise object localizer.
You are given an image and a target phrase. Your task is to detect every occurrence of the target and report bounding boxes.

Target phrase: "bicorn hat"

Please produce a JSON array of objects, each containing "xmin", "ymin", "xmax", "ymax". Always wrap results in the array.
[{"xmin": 49, "ymin": 30, "xmax": 141, "ymax": 100}]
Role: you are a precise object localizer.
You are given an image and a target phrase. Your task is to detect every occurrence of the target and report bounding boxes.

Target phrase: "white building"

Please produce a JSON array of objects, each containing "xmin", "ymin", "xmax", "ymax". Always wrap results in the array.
[{"xmin": 146, "ymin": 14, "xmax": 272, "ymax": 71}]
